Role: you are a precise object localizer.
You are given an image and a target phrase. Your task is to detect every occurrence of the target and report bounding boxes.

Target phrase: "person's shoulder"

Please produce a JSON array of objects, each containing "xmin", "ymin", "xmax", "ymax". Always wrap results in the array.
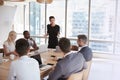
[
  {"xmin": 29, "ymin": 57, "xmax": 37, "ymax": 62},
  {"xmin": 85, "ymin": 46, "xmax": 92, "ymax": 51},
  {"xmin": 47, "ymin": 24, "xmax": 51, "ymax": 26},
  {"xmin": 86, "ymin": 46, "xmax": 91, "ymax": 49},
  {"xmin": 59, "ymin": 52, "xmax": 84, "ymax": 65},
  {"xmin": 3, "ymin": 41, "xmax": 8, "ymax": 45},
  {"xmin": 77, "ymin": 52, "xmax": 84, "ymax": 57},
  {"xmin": 55, "ymin": 24, "xmax": 60, "ymax": 27},
  {"xmin": 71, "ymin": 51, "xmax": 84, "ymax": 58},
  {"xmin": 57, "ymin": 57, "xmax": 67, "ymax": 65},
  {"xmin": 29, "ymin": 57, "xmax": 39, "ymax": 64},
  {"xmin": 76, "ymin": 52, "xmax": 86, "ymax": 62},
  {"xmin": 3, "ymin": 41, "xmax": 11, "ymax": 47},
  {"xmin": 82, "ymin": 46, "xmax": 91, "ymax": 50},
  {"xmin": 23, "ymin": 57, "xmax": 39, "ymax": 66},
  {"xmin": 61, "ymin": 52, "xmax": 77, "ymax": 61}
]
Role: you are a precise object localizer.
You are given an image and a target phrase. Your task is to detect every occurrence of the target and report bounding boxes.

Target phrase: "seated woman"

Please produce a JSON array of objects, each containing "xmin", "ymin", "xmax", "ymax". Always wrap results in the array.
[{"xmin": 3, "ymin": 31, "xmax": 18, "ymax": 56}]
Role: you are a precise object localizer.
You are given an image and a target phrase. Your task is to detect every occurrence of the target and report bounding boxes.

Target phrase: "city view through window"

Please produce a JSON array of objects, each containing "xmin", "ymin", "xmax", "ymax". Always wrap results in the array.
[{"xmin": 13, "ymin": 0, "xmax": 120, "ymax": 55}]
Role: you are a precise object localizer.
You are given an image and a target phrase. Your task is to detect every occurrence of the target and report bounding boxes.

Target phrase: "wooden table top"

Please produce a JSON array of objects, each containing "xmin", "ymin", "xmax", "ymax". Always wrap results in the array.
[{"xmin": 0, "ymin": 50, "xmax": 64, "ymax": 80}]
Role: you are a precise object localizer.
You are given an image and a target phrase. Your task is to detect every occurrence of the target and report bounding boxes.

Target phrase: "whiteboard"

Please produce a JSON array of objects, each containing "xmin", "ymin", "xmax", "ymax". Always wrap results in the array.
[{"xmin": 0, "ymin": 6, "xmax": 16, "ymax": 48}]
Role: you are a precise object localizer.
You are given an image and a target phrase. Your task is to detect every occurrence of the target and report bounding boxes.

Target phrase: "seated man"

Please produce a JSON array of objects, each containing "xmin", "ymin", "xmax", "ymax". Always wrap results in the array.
[
  {"xmin": 48, "ymin": 38, "xmax": 86, "ymax": 80},
  {"xmin": 8, "ymin": 39, "xmax": 40, "ymax": 80},
  {"xmin": 23, "ymin": 31, "xmax": 39, "ymax": 51},
  {"xmin": 77, "ymin": 34, "xmax": 93, "ymax": 61}
]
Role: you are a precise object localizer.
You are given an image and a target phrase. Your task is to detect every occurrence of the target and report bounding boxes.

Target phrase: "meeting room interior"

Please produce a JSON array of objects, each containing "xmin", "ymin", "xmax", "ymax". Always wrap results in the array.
[{"xmin": 0, "ymin": 0, "xmax": 120, "ymax": 80}]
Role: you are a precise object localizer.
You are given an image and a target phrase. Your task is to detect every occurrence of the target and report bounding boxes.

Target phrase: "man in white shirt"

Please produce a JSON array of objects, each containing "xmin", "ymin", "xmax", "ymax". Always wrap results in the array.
[
  {"xmin": 23, "ymin": 31, "xmax": 39, "ymax": 51},
  {"xmin": 8, "ymin": 38, "xmax": 40, "ymax": 80}
]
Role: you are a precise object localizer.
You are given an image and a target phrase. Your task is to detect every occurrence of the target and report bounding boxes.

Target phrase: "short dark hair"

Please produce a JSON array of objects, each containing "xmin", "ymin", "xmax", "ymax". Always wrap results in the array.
[
  {"xmin": 58, "ymin": 37, "xmax": 71, "ymax": 53},
  {"xmin": 49, "ymin": 16, "xmax": 55, "ymax": 20},
  {"xmin": 23, "ymin": 30, "xmax": 29, "ymax": 35},
  {"xmin": 77, "ymin": 34, "xmax": 87, "ymax": 44},
  {"xmin": 15, "ymin": 38, "xmax": 29, "ymax": 57}
]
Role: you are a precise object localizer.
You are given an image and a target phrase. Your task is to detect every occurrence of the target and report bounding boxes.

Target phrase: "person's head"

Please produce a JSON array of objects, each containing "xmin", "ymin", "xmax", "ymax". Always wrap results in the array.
[
  {"xmin": 49, "ymin": 16, "xmax": 55, "ymax": 24},
  {"xmin": 15, "ymin": 38, "xmax": 30, "ymax": 57},
  {"xmin": 23, "ymin": 31, "xmax": 30, "ymax": 39},
  {"xmin": 77, "ymin": 34, "xmax": 87, "ymax": 47},
  {"xmin": 7, "ymin": 31, "xmax": 17, "ymax": 42},
  {"xmin": 0, "ymin": 0, "xmax": 4, "ymax": 5},
  {"xmin": 58, "ymin": 37, "xmax": 71, "ymax": 54}
]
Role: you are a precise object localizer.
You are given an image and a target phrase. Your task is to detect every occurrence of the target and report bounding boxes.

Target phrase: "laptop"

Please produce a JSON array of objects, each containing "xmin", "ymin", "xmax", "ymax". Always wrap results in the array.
[
  {"xmin": 38, "ymin": 44, "xmax": 48, "ymax": 53},
  {"xmin": 55, "ymin": 46, "xmax": 61, "ymax": 52},
  {"xmin": 30, "ymin": 54, "xmax": 46, "ymax": 68}
]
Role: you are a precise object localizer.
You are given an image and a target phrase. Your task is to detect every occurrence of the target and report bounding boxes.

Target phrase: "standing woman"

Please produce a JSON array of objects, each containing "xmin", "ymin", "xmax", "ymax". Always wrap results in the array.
[
  {"xmin": 3, "ymin": 31, "xmax": 18, "ymax": 56},
  {"xmin": 45, "ymin": 16, "xmax": 60, "ymax": 49}
]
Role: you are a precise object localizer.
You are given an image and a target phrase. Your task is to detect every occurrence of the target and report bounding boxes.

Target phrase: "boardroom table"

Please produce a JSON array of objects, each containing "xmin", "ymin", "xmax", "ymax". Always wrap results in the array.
[{"xmin": 0, "ymin": 50, "xmax": 64, "ymax": 80}]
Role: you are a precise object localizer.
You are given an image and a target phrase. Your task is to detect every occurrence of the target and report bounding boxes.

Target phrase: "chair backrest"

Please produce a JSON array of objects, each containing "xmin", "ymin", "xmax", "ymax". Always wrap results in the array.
[
  {"xmin": 0, "ymin": 48, "xmax": 4, "ymax": 57},
  {"xmin": 0, "ymin": 48, "xmax": 4, "ymax": 53},
  {"xmin": 67, "ymin": 70, "xmax": 84, "ymax": 80},
  {"xmin": 83, "ymin": 60, "xmax": 92, "ymax": 80}
]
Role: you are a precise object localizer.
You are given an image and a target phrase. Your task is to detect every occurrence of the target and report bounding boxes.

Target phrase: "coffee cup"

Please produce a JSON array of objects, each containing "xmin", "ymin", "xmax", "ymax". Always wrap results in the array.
[{"xmin": 10, "ymin": 54, "xmax": 15, "ymax": 60}]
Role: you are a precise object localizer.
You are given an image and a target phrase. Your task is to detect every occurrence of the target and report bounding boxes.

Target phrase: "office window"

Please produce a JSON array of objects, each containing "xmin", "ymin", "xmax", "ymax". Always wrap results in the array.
[
  {"xmin": 14, "ymin": 5, "xmax": 24, "ymax": 34},
  {"xmin": 67, "ymin": 0, "xmax": 89, "ymax": 38},
  {"xmin": 12, "ymin": 0, "xmax": 120, "ymax": 55},
  {"xmin": 13, "ymin": 2, "xmax": 29, "ymax": 40},
  {"xmin": 30, "ymin": 2, "xmax": 41, "ymax": 36},
  {"xmin": 25, "ymin": 3, "xmax": 29, "ymax": 31},
  {"xmin": 70, "ymin": 40, "xmax": 77, "ymax": 45},
  {"xmin": 30, "ymin": 2, "xmax": 45, "ymax": 45},
  {"xmin": 90, "ymin": 0, "xmax": 116, "ymax": 41},
  {"xmin": 47, "ymin": 0, "xmax": 65, "ymax": 37},
  {"xmin": 13, "ymin": 4, "xmax": 28, "ymax": 40},
  {"xmin": 115, "ymin": 0, "xmax": 120, "ymax": 55},
  {"xmin": 16, "ymin": 34, "xmax": 23, "ymax": 40},
  {"xmin": 89, "ymin": 0, "xmax": 116, "ymax": 54},
  {"xmin": 32, "ymin": 38, "xmax": 45, "ymax": 46},
  {"xmin": 89, "ymin": 41, "xmax": 114, "ymax": 54}
]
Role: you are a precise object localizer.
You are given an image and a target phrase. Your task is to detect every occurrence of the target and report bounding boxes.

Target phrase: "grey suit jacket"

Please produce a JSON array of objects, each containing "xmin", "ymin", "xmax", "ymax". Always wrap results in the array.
[
  {"xmin": 48, "ymin": 51, "xmax": 86, "ymax": 80},
  {"xmin": 79, "ymin": 46, "xmax": 93, "ymax": 61}
]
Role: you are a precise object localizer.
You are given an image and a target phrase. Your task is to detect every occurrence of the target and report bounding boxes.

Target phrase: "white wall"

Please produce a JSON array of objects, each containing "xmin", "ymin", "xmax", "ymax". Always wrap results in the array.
[{"xmin": 0, "ymin": 6, "xmax": 16, "ymax": 48}]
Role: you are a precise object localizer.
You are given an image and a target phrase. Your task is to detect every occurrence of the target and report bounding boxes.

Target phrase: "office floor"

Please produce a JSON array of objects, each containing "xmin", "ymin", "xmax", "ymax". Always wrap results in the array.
[{"xmin": 88, "ymin": 58, "xmax": 120, "ymax": 80}]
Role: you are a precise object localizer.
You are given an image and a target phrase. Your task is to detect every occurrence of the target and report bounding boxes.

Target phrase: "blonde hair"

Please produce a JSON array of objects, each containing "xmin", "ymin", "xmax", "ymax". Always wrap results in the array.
[{"xmin": 7, "ymin": 31, "xmax": 17, "ymax": 44}]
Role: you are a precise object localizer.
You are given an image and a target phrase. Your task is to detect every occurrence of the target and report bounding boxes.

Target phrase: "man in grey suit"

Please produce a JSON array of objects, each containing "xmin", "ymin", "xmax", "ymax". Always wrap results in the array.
[
  {"xmin": 77, "ymin": 34, "xmax": 93, "ymax": 61},
  {"xmin": 48, "ymin": 38, "xmax": 86, "ymax": 80}
]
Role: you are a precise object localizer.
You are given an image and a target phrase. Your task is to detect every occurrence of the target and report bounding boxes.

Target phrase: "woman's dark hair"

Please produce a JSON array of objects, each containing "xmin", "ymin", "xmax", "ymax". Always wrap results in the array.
[
  {"xmin": 58, "ymin": 37, "xmax": 71, "ymax": 53},
  {"xmin": 15, "ymin": 38, "xmax": 29, "ymax": 57},
  {"xmin": 49, "ymin": 16, "xmax": 55, "ymax": 21}
]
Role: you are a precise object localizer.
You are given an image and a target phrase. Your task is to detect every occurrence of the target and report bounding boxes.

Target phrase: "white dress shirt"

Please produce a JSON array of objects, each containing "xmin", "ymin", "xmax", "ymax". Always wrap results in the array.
[
  {"xmin": 78, "ymin": 45, "xmax": 88, "ymax": 51},
  {"xmin": 24, "ymin": 38, "xmax": 34, "ymax": 49},
  {"xmin": 64, "ymin": 51, "xmax": 78, "ymax": 57},
  {"xmin": 8, "ymin": 55, "xmax": 40, "ymax": 80},
  {"xmin": 27, "ymin": 39, "xmax": 34, "ymax": 46}
]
